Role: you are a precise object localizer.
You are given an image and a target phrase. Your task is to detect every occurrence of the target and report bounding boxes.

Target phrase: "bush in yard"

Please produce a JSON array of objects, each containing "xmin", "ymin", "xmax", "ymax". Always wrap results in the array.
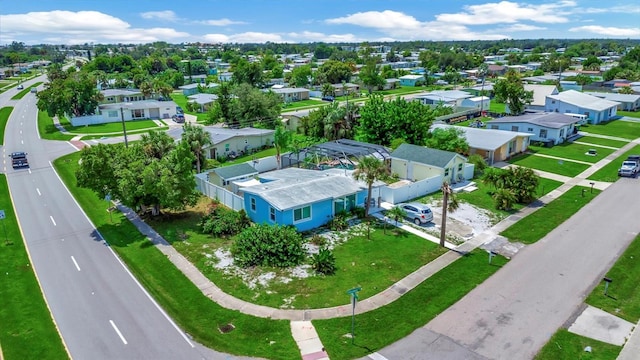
[
  {"xmin": 493, "ymin": 188, "xmax": 517, "ymax": 211},
  {"xmin": 232, "ymin": 224, "xmax": 305, "ymax": 268},
  {"xmin": 350, "ymin": 206, "xmax": 366, "ymax": 219},
  {"xmin": 199, "ymin": 207, "xmax": 250, "ymax": 237},
  {"xmin": 311, "ymin": 248, "xmax": 336, "ymax": 275},
  {"xmin": 467, "ymin": 154, "xmax": 487, "ymax": 177},
  {"xmin": 328, "ymin": 211, "xmax": 349, "ymax": 231},
  {"xmin": 309, "ymin": 234, "xmax": 327, "ymax": 247}
]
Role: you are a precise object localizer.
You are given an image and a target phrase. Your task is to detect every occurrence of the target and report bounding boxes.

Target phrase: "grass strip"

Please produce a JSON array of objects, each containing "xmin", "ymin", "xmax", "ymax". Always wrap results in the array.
[
  {"xmin": 10, "ymin": 82, "xmax": 43, "ymax": 100},
  {"xmin": 534, "ymin": 329, "xmax": 620, "ymax": 360},
  {"xmin": 586, "ymin": 233, "xmax": 640, "ymax": 323},
  {"xmin": 37, "ymin": 110, "xmax": 75, "ymax": 141},
  {"xmin": 0, "ymin": 175, "xmax": 69, "ymax": 360},
  {"xmin": 588, "ymin": 144, "xmax": 640, "ymax": 182},
  {"xmin": 575, "ymin": 136, "xmax": 629, "ymax": 148},
  {"xmin": 500, "ymin": 186, "xmax": 601, "ymax": 244},
  {"xmin": 510, "ymin": 153, "xmax": 590, "ymax": 177},
  {"xmin": 0, "ymin": 107, "xmax": 13, "ymax": 145},
  {"xmin": 52, "ymin": 152, "xmax": 299, "ymax": 359},
  {"xmin": 314, "ymin": 250, "xmax": 508, "ymax": 360},
  {"xmin": 580, "ymin": 120, "xmax": 640, "ymax": 140}
]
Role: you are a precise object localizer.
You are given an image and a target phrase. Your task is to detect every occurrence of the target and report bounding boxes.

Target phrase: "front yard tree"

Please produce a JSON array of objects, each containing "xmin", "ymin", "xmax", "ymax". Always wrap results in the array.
[
  {"xmin": 232, "ymin": 83, "xmax": 281, "ymax": 128},
  {"xmin": 37, "ymin": 70, "xmax": 103, "ymax": 118},
  {"xmin": 425, "ymin": 127, "xmax": 469, "ymax": 154},
  {"xmin": 440, "ymin": 182, "xmax": 460, "ymax": 247},
  {"xmin": 140, "ymin": 130, "xmax": 175, "ymax": 160},
  {"xmin": 359, "ymin": 56, "xmax": 385, "ymax": 93},
  {"xmin": 353, "ymin": 156, "xmax": 389, "ymax": 217},
  {"xmin": 181, "ymin": 123, "xmax": 212, "ymax": 173},
  {"xmin": 76, "ymin": 143, "xmax": 122, "ymax": 199}
]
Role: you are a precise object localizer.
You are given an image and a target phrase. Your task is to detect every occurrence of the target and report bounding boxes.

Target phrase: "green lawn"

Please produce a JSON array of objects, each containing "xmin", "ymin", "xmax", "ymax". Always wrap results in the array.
[
  {"xmin": 314, "ymin": 250, "xmax": 508, "ymax": 360},
  {"xmin": 586, "ymin": 233, "xmax": 640, "ymax": 323},
  {"xmin": 574, "ymin": 136, "xmax": 629, "ymax": 148},
  {"xmin": 63, "ymin": 119, "xmax": 165, "ymax": 134},
  {"xmin": 500, "ymin": 186, "xmax": 601, "ymax": 244},
  {"xmin": 489, "ymin": 102, "xmax": 506, "ymax": 113},
  {"xmin": 588, "ymin": 145, "xmax": 640, "ymax": 182},
  {"xmin": 150, "ymin": 213, "xmax": 448, "ymax": 309},
  {"xmin": 52, "ymin": 152, "xmax": 299, "ymax": 360},
  {"xmin": 528, "ymin": 143, "xmax": 616, "ymax": 164},
  {"xmin": 415, "ymin": 177, "xmax": 563, "ymax": 225},
  {"xmin": 37, "ymin": 110, "xmax": 75, "ymax": 141},
  {"xmin": 0, "ymin": 175, "xmax": 69, "ymax": 360},
  {"xmin": 618, "ymin": 111, "xmax": 640, "ymax": 119},
  {"xmin": 282, "ymin": 99, "xmax": 325, "ymax": 110},
  {"xmin": 170, "ymin": 93, "xmax": 209, "ymax": 122},
  {"xmin": 0, "ymin": 106, "xmax": 13, "ymax": 145},
  {"xmin": 218, "ymin": 147, "xmax": 277, "ymax": 166},
  {"xmin": 10, "ymin": 82, "xmax": 43, "ymax": 100},
  {"xmin": 535, "ymin": 329, "xmax": 621, "ymax": 360},
  {"xmin": 510, "ymin": 153, "xmax": 591, "ymax": 177},
  {"xmin": 580, "ymin": 120, "xmax": 640, "ymax": 140}
]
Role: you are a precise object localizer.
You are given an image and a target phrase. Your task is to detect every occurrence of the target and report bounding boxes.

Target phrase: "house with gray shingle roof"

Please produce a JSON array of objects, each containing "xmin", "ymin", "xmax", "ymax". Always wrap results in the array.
[
  {"xmin": 166, "ymin": 126, "xmax": 275, "ymax": 160},
  {"xmin": 390, "ymin": 143, "xmax": 471, "ymax": 184},
  {"xmin": 208, "ymin": 163, "xmax": 258, "ymax": 190},
  {"xmin": 486, "ymin": 112, "xmax": 581, "ymax": 145}
]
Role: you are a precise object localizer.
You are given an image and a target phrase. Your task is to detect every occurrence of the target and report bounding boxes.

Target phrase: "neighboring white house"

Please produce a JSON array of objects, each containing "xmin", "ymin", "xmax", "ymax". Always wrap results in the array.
[
  {"xmin": 460, "ymin": 96, "xmax": 491, "ymax": 111},
  {"xmin": 188, "ymin": 93, "xmax": 218, "ymax": 112},
  {"xmin": 524, "ymin": 84, "xmax": 558, "ymax": 111},
  {"xmin": 545, "ymin": 90, "xmax": 619, "ymax": 124},
  {"xmin": 583, "ymin": 92, "xmax": 640, "ymax": 111},
  {"xmin": 487, "ymin": 112, "xmax": 582, "ymax": 146},
  {"xmin": 166, "ymin": 126, "xmax": 275, "ymax": 160},
  {"xmin": 413, "ymin": 90, "xmax": 474, "ymax": 107}
]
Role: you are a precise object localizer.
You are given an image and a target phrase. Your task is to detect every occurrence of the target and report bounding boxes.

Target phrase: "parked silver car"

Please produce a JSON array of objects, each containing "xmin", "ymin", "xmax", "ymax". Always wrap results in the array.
[{"xmin": 396, "ymin": 202, "xmax": 433, "ymax": 225}]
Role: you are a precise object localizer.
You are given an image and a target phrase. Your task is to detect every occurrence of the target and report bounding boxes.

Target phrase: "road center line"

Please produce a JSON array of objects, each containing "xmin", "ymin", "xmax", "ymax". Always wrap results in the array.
[
  {"xmin": 50, "ymin": 215, "xmax": 57, "ymax": 226},
  {"xmin": 36, "ymin": 188, "xmax": 41, "ymax": 196},
  {"xmin": 70, "ymin": 256, "xmax": 81, "ymax": 271},
  {"xmin": 109, "ymin": 320, "xmax": 128, "ymax": 345}
]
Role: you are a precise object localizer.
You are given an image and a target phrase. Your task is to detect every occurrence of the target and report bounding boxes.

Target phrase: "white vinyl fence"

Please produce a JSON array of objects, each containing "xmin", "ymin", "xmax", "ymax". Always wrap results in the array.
[{"xmin": 195, "ymin": 174, "xmax": 244, "ymax": 211}]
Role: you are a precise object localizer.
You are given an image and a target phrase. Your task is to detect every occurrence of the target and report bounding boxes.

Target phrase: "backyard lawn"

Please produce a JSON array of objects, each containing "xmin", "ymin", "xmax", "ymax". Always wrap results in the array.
[
  {"xmin": 535, "ymin": 330, "xmax": 620, "ymax": 360},
  {"xmin": 528, "ymin": 142, "xmax": 616, "ymax": 164},
  {"xmin": 579, "ymin": 119, "xmax": 640, "ymax": 140},
  {"xmin": 510, "ymin": 153, "xmax": 590, "ymax": 177},
  {"xmin": 587, "ymin": 144, "xmax": 640, "ymax": 182},
  {"xmin": 500, "ymin": 186, "xmax": 601, "ymax": 244}
]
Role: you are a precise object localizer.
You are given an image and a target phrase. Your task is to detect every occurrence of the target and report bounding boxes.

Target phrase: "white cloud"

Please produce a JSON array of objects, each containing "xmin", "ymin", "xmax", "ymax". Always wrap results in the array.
[
  {"xmin": 500, "ymin": 23, "xmax": 547, "ymax": 32},
  {"xmin": 326, "ymin": 10, "xmax": 422, "ymax": 29},
  {"xmin": 204, "ymin": 32, "xmax": 284, "ymax": 43},
  {"xmin": 140, "ymin": 10, "xmax": 177, "ymax": 21},
  {"xmin": 286, "ymin": 31, "xmax": 358, "ymax": 43},
  {"xmin": 579, "ymin": 5, "xmax": 640, "ymax": 14},
  {"xmin": 0, "ymin": 10, "xmax": 189, "ymax": 44},
  {"xmin": 569, "ymin": 25, "xmax": 640, "ymax": 37},
  {"xmin": 197, "ymin": 18, "xmax": 247, "ymax": 26},
  {"xmin": 436, "ymin": 1, "xmax": 574, "ymax": 25}
]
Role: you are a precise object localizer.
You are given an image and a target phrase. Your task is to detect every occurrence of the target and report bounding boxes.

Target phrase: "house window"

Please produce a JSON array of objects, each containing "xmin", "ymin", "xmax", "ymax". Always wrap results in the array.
[
  {"xmin": 225, "ymin": 143, "xmax": 230, "ymax": 152},
  {"xmin": 458, "ymin": 163, "xmax": 463, "ymax": 171},
  {"xmin": 491, "ymin": 125, "xmax": 498, "ymax": 129},
  {"xmin": 293, "ymin": 206, "xmax": 311, "ymax": 222},
  {"xmin": 108, "ymin": 111, "xmax": 118, "ymax": 118},
  {"xmin": 511, "ymin": 126, "xmax": 519, "ymax": 132},
  {"xmin": 540, "ymin": 129, "xmax": 547, "ymax": 138},
  {"xmin": 131, "ymin": 109, "xmax": 144, "ymax": 118},
  {"xmin": 444, "ymin": 168, "xmax": 450, "ymax": 176},
  {"xmin": 559, "ymin": 129, "xmax": 565, "ymax": 138},
  {"xmin": 269, "ymin": 207, "xmax": 275, "ymax": 221},
  {"xmin": 527, "ymin": 128, "xmax": 533, "ymax": 132},
  {"xmin": 250, "ymin": 197, "xmax": 256, "ymax": 212}
]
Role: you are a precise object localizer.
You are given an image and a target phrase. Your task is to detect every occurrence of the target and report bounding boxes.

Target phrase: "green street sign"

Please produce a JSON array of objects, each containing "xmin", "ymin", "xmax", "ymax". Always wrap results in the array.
[{"xmin": 0, "ymin": 210, "xmax": 5, "ymax": 220}]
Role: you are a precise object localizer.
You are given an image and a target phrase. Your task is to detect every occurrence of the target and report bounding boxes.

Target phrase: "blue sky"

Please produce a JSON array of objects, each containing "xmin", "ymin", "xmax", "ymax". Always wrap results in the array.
[{"xmin": 1, "ymin": 0, "xmax": 639, "ymax": 45}]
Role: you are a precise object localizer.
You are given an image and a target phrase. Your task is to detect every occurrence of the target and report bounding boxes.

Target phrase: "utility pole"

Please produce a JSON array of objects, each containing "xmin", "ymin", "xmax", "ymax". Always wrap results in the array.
[
  {"xmin": 440, "ymin": 182, "xmax": 450, "ymax": 248},
  {"xmin": 120, "ymin": 107, "xmax": 129, "ymax": 148}
]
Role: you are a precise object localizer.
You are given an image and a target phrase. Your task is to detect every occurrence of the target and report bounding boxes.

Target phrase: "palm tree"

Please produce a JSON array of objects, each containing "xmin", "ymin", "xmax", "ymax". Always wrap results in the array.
[
  {"xmin": 181, "ymin": 123, "xmax": 212, "ymax": 173},
  {"xmin": 386, "ymin": 206, "xmax": 407, "ymax": 226},
  {"xmin": 274, "ymin": 125, "xmax": 292, "ymax": 169},
  {"xmin": 353, "ymin": 156, "xmax": 389, "ymax": 217},
  {"xmin": 440, "ymin": 182, "xmax": 460, "ymax": 248},
  {"xmin": 140, "ymin": 130, "xmax": 175, "ymax": 160}
]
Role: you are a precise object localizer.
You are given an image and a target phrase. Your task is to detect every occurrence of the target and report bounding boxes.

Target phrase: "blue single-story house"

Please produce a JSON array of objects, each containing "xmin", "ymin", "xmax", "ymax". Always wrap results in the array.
[
  {"xmin": 545, "ymin": 90, "xmax": 619, "ymax": 124},
  {"xmin": 399, "ymin": 74, "xmax": 425, "ymax": 87},
  {"xmin": 242, "ymin": 168, "xmax": 371, "ymax": 231}
]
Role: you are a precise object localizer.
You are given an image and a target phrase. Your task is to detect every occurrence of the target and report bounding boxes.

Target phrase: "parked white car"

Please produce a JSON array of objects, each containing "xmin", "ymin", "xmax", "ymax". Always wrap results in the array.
[{"xmin": 396, "ymin": 202, "xmax": 434, "ymax": 225}]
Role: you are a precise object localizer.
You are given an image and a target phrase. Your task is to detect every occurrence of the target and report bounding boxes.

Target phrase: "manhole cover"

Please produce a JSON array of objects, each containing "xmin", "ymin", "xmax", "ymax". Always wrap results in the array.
[{"xmin": 218, "ymin": 323, "xmax": 235, "ymax": 333}]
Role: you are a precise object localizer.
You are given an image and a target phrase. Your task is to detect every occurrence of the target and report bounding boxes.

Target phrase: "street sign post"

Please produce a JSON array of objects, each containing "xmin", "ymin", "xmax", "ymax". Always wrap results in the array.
[
  {"xmin": 347, "ymin": 286, "xmax": 362, "ymax": 344},
  {"xmin": 0, "ymin": 210, "xmax": 7, "ymax": 245}
]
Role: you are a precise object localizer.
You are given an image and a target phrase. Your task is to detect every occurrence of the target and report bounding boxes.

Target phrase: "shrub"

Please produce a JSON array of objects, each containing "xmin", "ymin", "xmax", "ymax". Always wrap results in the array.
[
  {"xmin": 309, "ymin": 234, "xmax": 327, "ymax": 247},
  {"xmin": 328, "ymin": 211, "xmax": 349, "ymax": 231},
  {"xmin": 311, "ymin": 248, "xmax": 336, "ymax": 275},
  {"xmin": 199, "ymin": 207, "xmax": 250, "ymax": 237},
  {"xmin": 350, "ymin": 206, "xmax": 366, "ymax": 219},
  {"xmin": 232, "ymin": 224, "xmax": 305, "ymax": 268},
  {"xmin": 467, "ymin": 154, "xmax": 487, "ymax": 176}
]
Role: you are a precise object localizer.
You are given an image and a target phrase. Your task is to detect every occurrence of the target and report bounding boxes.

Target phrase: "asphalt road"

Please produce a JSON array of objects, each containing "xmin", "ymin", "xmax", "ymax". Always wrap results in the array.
[
  {"xmin": 1, "ymin": 77, "xmax": 226, "ymax": 359},
  {"xmin": 374, "ymin": 178, "xmax": 640, "ymax": 359}
]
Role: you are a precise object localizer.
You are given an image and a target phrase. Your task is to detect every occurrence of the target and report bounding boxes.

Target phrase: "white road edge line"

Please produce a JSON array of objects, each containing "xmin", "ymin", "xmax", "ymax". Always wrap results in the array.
[
  {"xmin": 109, "ymin": 320, "xmax": 128, "ymax": 345},
  {"xmin": 70, "ymin": 256, "xmax": 81, "ymax": 271},
  {"xmin": 36, "ymin": 188, "xmax": 41, "ymax": 196},
  {"xmin": 49, "ymin": 161, "xmax": 195, "ymax": 348},
  {"xmin": 50, "ymin": 215, "xmax": 57, "ymax": 226},
  {"xmin": 368, "ymin": 352, "xmax": 389, "ymax": 360}
]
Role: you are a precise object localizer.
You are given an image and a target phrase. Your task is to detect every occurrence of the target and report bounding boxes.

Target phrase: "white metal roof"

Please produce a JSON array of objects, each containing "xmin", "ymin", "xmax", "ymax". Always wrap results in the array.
[{"xmin": 547, "ymin": 90, "xmax": 620, "ymax": 111}]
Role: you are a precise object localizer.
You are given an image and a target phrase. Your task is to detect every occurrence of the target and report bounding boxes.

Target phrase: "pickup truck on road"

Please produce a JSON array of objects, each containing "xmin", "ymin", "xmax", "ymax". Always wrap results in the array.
[{"xmin": 618, "ymin": 155, "xmax": 640, "ymax": 177}]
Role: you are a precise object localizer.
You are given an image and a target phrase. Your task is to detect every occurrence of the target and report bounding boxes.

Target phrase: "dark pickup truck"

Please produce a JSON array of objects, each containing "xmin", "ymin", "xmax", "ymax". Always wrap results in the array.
[{"xmin": 10, "ymin": 152, "xmax": 29, "ymax": 169}]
